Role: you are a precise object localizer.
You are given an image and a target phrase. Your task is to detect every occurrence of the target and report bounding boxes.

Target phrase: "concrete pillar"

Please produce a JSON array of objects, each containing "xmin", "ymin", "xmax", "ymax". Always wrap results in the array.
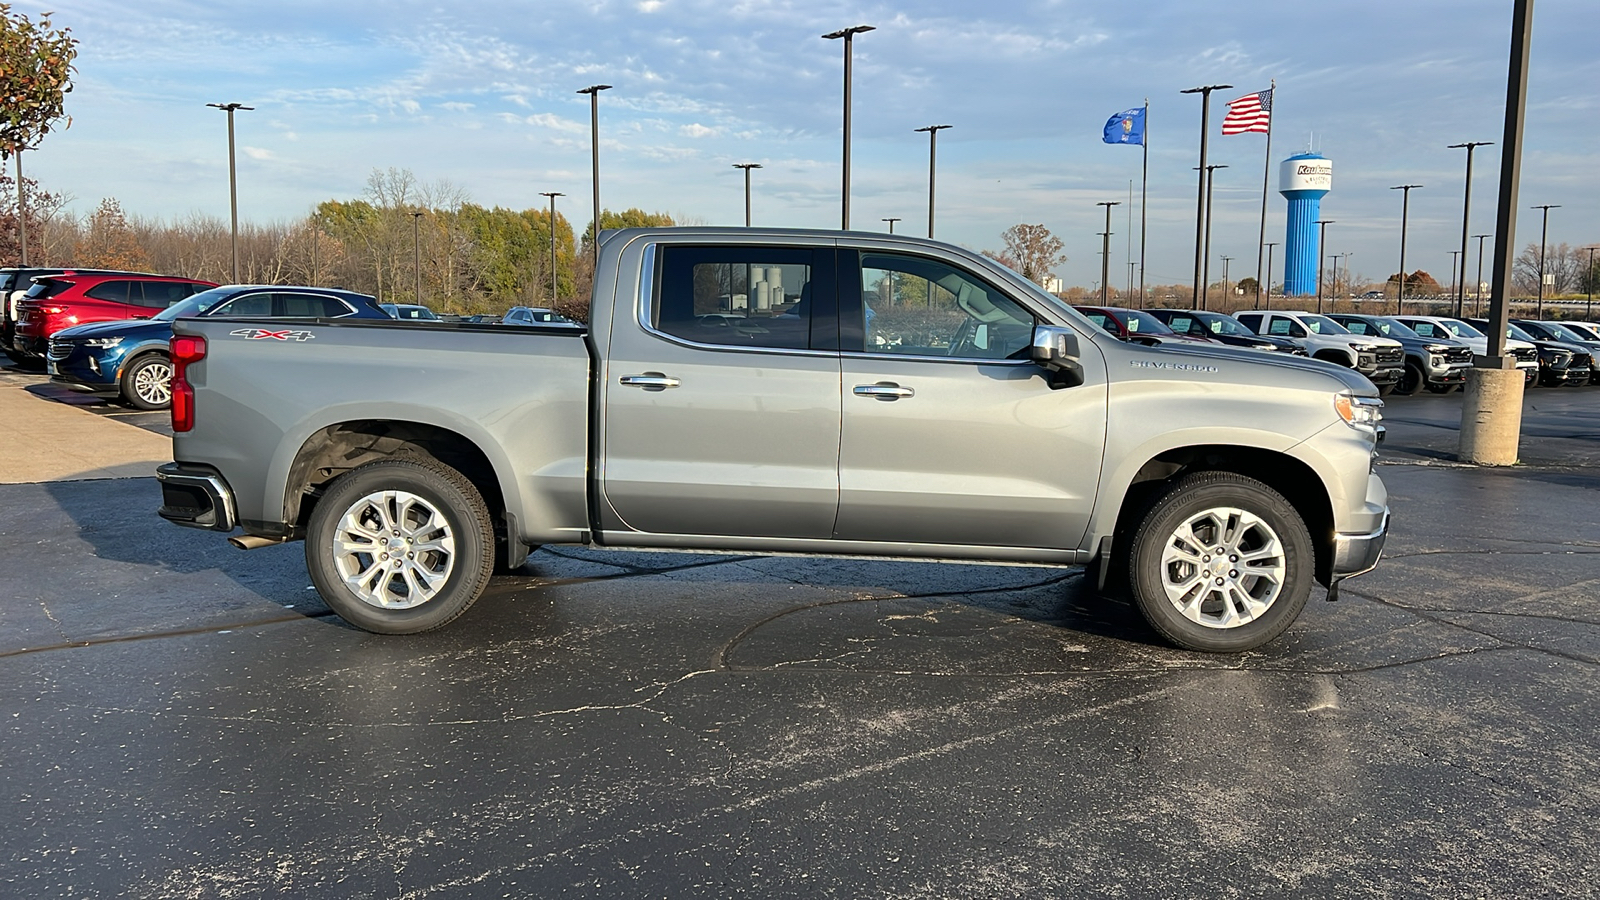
[{"xmin": 1457, "ymin": 360, "xmax": 1525, "ymax": 465}]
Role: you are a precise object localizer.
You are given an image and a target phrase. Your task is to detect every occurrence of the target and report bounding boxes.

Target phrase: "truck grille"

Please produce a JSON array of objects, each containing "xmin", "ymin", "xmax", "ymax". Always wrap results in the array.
[
  {"xmin": 1574, "ymin": 353, "xmax": 1593, "ymax": 370},
  {"xmin": 1377, "ymin": 347, "xmax": 1404, "ymax": 364},
  {"xmin": 47, "ymin": 339, "xmax": 72, "ymax": 361},
  {"xmin": 1513, "ymin": 347, "xmax": 1537, "ymax": 362},
  {"xmin": 1445, "ymin": 347, "xmax": 1472, "ymax": 364}
]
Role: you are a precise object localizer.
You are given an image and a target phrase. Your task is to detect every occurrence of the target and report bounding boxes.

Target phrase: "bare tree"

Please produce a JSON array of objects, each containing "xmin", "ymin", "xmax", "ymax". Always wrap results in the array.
[{"xmin": 983, "ymin": 224, "xmax": 1067, "ymax": 285}]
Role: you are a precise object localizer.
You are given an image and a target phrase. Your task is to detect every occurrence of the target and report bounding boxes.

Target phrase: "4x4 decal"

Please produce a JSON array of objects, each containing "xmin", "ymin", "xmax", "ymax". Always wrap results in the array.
[{"xmin": 229, "ymin": 328, "xmax": 315, "ymax": 342}]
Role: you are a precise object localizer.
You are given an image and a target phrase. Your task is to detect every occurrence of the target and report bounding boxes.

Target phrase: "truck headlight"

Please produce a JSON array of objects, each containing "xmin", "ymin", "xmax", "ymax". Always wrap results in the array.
[
  {"xmin": 1335, "ymin": 393, "xmax": 1384, "ymax": 429},
  {"xmin": 1352, "ymin": 343, "xmax": 1382, "ymax": 353},
  {"xmin": 84, "ymin": 337, "xmax": 123, "ymax": 348}
]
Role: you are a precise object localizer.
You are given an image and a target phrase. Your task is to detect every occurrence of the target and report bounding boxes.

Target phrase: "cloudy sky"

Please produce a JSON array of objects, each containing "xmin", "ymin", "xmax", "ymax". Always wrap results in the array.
[{"xmin": 23, "ymin": 0, "xmax": 1600, "ymax": 290}]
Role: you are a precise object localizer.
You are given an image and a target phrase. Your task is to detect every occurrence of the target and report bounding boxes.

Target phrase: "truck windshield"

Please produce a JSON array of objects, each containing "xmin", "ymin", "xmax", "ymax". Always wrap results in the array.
[
  {"xmin": 155, "ymin": 287, "xmax": 228, "ymax": 321},
  {"xmin": 1198, "ymin": 314, "xmax": 1251, "ymax": 336},
  {"xmin": 1115, "ymin": 309, "xmax": 1175, "ymax": 335},
  {"xmin": 1299, "ymin": 314, "xmax": 1350, "ymax": 335},
  {"xmin": 1369, "ymin": 317, "xmax": 1421, "ymax": 339}
]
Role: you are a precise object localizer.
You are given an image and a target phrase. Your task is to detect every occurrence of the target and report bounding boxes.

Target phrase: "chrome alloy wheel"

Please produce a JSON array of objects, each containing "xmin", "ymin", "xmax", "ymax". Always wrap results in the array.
[
  {"xmin": 332, "ymin": 490, "xmax": 457, "ymax": 609},
  {"xmin": 1159, "ymin": 506, "xmax": 1286, "ymax": 629},
  {"xmin": 134, "ymin": 360, "xmax": 173, "ymax": 406}
]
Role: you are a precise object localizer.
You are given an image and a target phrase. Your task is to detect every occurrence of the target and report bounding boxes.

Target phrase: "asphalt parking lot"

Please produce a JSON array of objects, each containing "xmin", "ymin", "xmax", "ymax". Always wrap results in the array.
[{"xmin": 2, "ymin": 363, "xmax": 1597, "ymax": 898}]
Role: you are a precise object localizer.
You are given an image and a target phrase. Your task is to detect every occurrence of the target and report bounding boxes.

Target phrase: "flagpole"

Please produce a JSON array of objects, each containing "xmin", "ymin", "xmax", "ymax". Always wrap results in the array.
[
  {"xmin": 1255, "ymin": 80, "xmax": 1274, "ymax": 309},
  {"xmin": 1139, "ymin": 97, "xmax": 1149, "ymax": 304}
]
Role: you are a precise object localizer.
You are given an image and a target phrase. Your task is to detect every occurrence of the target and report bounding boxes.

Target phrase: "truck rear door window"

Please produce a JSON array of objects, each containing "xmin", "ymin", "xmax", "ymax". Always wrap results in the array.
[{"xmin": 654, "ymin": 246, "xmax": 823, "ymax": 351}]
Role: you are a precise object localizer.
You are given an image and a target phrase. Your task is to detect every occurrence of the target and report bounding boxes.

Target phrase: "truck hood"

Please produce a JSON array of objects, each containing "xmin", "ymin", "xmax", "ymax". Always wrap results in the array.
[{"xmin": 1134, "ymin": 339, "xmax": 1379, "ymax": 396}]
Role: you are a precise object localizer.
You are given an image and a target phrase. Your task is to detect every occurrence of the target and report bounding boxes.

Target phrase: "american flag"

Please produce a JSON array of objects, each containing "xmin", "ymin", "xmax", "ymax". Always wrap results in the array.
[{"xmin": 1222, "ymin": 89, "xmax": 1273, "ymax": 135}]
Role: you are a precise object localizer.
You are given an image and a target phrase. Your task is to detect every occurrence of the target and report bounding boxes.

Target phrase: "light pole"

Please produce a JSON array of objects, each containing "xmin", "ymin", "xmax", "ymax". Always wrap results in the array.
[
  {"xmin": 731, "ymin": 164, "xmax": 761, "ymax": 227},
  {"xmin": 881, "ymin": 217, "xmax": 900, "ymax": 234},
  {"xmin": 1182, "ymin": 84, "xmax": 1233, "ymax": 308},
  {"xmin": 1474, "ymin": 233, "xmax": 1492, "ymax": 316},
  {"xmin": 914, "ymin": 124, "xmax": 951, "ymax": 238},
  {"xmin": 1390, "ymin": 184, "xmax": 1422, "ymax": 315},
  {"xmin": 1315, "ymin": 219, "xmax": 1334, "ymax": 313},
  {"xmin": 1263, "ymin": 242, "xmax": 1279, "ymax": 309},
  {"xmin": 1449, "ymin": 141, "xmax": 1493, "ymax": 318},
  {"xmin": 11, "ymin": 148, "xmax": 24, "ymax": 266},
  {"xmin": 1198, "ymin": 164, "xmax": 1227, "ymax": 309},
  {"xmin": 540, "ymin": 191, "xmax": 565, "ymax": 303},
  {"xmin": 1531, "ymin": 203, "xmax": 1559, "ymax": 317},
  {"xmin": 1329, "ymin": 253, "xmax": 1345, "ymax": 299},
  {"xmin": 1448, "ymin": 250, "xmax": 1462, "ymax": 301},
  {"xmin": 576, "ymin": 84, "xmax": 612, "ymax": 270},
  {"xmin": 1586, "ymin": 245, "xmax": 1597, "ymax": 319},
  {"xmin": 1221, "ymin": 255, "xmax": 1234, "ymax": 300},
  {"xmin": 206, "ymin": 102, "xmax": 254, "ymax": 283},
  {"xmin": 823, "ymin": 25, "xmax": 875, "ymax": 231},
  {"xmin": 411, "ymin": 211, "xmax": 423, "ymax": 306},
  {"xmin": 1098, "ymin": 201, "xmax": 1120, "ymax": 305}
]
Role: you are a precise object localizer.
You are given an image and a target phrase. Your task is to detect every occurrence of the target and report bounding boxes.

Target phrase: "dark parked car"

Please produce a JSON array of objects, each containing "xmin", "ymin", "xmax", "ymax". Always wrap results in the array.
[
  {"xmin": 1143, "ymin": 308, "xmax": 1306, "ymax": 354},
  {"xmin": 1466, "ymin": 317, "xmax": 1592, "ymax": 387},
  {"xmin": 1328, "ymin": 313, "xmax": 1473, "ymax": 395},
  {"xmin": 1516, "ymin": 320, "xmax": 1600, "ymax": 384},
  {"xmin": 12, "ymin": 271, "xmax": 218, "ymax": 361},
  {"xmin": 1073, "ymin": 306, "xmax": 1213, "ymax": 346},
  {"xmin": 49, "ymin": 286, "xmax": 390, "ymax": 410}
]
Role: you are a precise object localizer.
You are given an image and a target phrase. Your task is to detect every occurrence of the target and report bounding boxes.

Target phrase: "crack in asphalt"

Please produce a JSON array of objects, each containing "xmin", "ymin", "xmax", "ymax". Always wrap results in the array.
[{"xmin": 1342, "ymin": 587, "xmax": 1600, "ymax": 667}]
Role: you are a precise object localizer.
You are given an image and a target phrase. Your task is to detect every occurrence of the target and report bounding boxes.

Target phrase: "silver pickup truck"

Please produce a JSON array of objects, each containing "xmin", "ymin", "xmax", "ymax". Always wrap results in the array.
[{"xmin": 157, "ymin": 227, "xmax": 1389, "ymax": 652}]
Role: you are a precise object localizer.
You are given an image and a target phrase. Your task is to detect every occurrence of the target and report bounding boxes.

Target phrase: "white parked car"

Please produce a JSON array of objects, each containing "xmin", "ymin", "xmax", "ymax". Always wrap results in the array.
[
  {"xmin": 1392, "ymin": 315, "xmax": 1539, "ymax": 385},
  {"xmin": 1233, "ymin": 310, "xmax": 1405, "ymax": 392}
]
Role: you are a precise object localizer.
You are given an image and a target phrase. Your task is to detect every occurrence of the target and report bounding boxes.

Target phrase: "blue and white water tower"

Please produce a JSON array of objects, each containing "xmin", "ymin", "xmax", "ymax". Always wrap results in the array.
[{"xmin": 1280, "ymin": 153, "xmax": 1333, "ymax": 296}]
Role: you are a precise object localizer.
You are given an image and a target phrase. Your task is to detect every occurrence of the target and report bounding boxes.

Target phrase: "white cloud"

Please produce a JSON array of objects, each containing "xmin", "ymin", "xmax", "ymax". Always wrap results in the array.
[
  {"xmin": 525, "ymin": 113, "xmax": 587, "ymax": 133},
  {"xmin": 440, "ymin": 101, "xmax": 475, "ymax": 112},
  {"xmin": 680, "ymin": 123, "xmax": 718, "ymax": 138},
  {"xmin": 637, "ymin": 0, "xmax": 664, "ymax": 10},
  {"xmin": 241, "ymin": 146, "xmax": 276, "ymax": 160}
]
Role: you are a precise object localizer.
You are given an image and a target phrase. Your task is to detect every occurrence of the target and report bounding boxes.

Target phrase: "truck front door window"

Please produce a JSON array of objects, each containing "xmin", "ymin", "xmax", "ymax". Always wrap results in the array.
[{"xmin": 858, "ymin": 254, "xmax": 1035, "ymax": 359}]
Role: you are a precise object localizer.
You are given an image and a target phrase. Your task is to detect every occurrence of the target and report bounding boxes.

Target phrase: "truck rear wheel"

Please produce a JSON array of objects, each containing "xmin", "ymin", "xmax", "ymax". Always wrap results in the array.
[
  {"xmin": 306, "ymin": 457, "xmax": 495, "ymax": 634},
  {"xmin": 1124, "ymin": 472, "xmax": 1313, "ymax": 652}
]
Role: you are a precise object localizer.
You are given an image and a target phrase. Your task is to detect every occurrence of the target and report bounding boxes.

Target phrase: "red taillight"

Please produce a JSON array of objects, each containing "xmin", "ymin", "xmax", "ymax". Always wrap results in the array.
[{"xmin": 170, "ymin": 335, "xmax": 206, "ymax": 433}]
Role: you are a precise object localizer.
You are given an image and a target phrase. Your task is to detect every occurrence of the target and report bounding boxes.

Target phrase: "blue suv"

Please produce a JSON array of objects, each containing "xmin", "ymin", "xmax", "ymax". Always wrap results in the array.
[{"xmin": 48, "ymin": 285, "xmax": 388, "ymax": 409}]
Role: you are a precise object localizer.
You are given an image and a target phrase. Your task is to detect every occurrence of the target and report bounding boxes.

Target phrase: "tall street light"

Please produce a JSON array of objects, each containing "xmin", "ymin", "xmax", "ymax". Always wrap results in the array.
[
  {"xmin": 1586, "ymin": 245, "xmax": 1597, "ymax": 319},
  {"xmin": 1531, "ymin": 203, "xmax": 1560, "ymax": 317},
  {"xmin": 1182, "ymin": 84, "xmax": 1233, "ymax": 307},
  {"xmin": 206, "ymin": 102, "xmax": 254, "ymax": 283},
  {"xmin": 1315, "ymin": 219, "xmax": 1334, "ymax": 313},
  {"xmin": 914, "ymin": 124, "xmax": 951, "ymax": 238},
  {"xmin": 732, "ymin": 164, "xmax": 761, "ymax": 226},
  {"xmin": 823, "ymin": 25, "xmax": 875, "ymax": 231},
  {"xmin": 1197, "ymin": 163, "xmax": 1227, "ymax": 309},
  {"xmin": 576, "ymin": 84, "xmax": 612, "ymax": 270},
  {"xmin": 411, "ymin": 211, "xmax": 424, "ymax": 305},
  {"xmin": 1263, "ymin": 241, "xmax": 1279, "ymax": 309},
  {"xmin": 1449, "ymin": 141, "xmax": 1493, "ymax": 318},
  {"xmin": 1448, "ymin": 250, "xmax": 1462, "ymax": 299},
  {"xmin": 882, "ymin": 217, "xmax": 900, "ymax": 234},
  {"xmin": 1390, "ymin": 184, "xmax": 1422, "ymax": 315},
  {"xmin": 540, "ymin": 191, "xmax": 565, "ymax": 303},
  {"xmin": 1474, "ymin": 233, "xmax": 1493, "ymax": 316},
  {"xmin": 1329, "ymin": 253, "xmax": 1345, "ymax": 298},
  {"xmin": 1221, "ymin": 255, "xmax": 1234, "ymax": 300},
  {"xmin": 1098, "ymin": 200, "xmax": 1120, "ymax": 305}
]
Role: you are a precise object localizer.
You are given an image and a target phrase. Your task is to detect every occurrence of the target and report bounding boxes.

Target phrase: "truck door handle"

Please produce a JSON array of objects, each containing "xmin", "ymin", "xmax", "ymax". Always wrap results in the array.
[
  {"xmin": 619, "ymin": 373, "xmax": 680, "ymax": 391},
  {"xmin": 853, "ymin": 382, "xmax": 914, "ymax": 400}
]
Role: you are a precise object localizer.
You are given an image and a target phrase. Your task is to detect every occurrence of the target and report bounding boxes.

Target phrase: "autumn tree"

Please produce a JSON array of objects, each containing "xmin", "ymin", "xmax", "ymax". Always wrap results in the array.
[
  {"xmin": 0, "ymin": 169, "xmax": 66, "ymax": 263},
  {"xmin": 1, "ymin": 3, "xmax": 78, "ymax": 265},
  {"xmin": 76, "ymin": 198, "xmax": 150, "ymax": 270},
  {"xmin": 983, "ymin": 224, "xmax": 1066, "ymax": 285}
]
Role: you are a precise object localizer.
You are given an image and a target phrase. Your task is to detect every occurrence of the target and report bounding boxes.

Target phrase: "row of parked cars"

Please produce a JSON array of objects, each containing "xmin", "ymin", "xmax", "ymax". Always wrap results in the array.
[
  {"xmin": 0, "ymin": 266, "xmax": 573, "ymax": 410},
  {"xmin": 1074, "ymin": 304, "xmax": 1600, "ymax": 395}
]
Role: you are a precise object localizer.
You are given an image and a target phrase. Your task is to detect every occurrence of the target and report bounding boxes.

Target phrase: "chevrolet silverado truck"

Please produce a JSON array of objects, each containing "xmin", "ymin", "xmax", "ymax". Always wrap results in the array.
[{"xmin": 156, "ymin": 228, "xmax": 1389, "ymax": 653}]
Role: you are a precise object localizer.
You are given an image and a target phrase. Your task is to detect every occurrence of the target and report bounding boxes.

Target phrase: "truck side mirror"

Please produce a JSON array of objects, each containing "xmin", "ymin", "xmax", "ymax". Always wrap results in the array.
[{"xmin": 1031, "ymin": 324, "xmax": 1084, "ymax": 388}]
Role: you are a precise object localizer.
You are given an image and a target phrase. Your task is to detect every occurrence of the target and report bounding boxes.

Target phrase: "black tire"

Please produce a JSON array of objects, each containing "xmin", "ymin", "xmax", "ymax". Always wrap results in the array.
[
  {"xmin": 305, "ymin": 457, "xmax": 495, "ymax": 634},
  {"xmin": 1425, "ymin": 382, "xmax": 1458, "ymax": 394},
  {"xmin": 1394, "ymin": 362, "xmax": 1424, "ymax": 396},
  {"xmin": 1376, "ymin": 382, "xmax": 1396, "ymax": 397},
  {"xmin": 1124, "ymin": 472, "xmax": 1314, "ymax": 653},
  {"xmin": 120, "ymin": 353, "xmax": 173, "ymax": 410}
]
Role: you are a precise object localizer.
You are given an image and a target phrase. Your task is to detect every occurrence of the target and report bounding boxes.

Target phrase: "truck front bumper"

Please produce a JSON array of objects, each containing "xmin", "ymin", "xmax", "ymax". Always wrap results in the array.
[
  {"xmin": 157, "ymin": 462, "xmax": 237, "ymax": 532},
  {"xmin": 1331, "ymin": 511, "xmax": 1389, "ymax": 581}
]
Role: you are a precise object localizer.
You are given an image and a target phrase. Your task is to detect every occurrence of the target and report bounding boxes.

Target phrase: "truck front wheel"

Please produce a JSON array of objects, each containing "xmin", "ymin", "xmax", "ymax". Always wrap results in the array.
[
  {"xmin": 306, "ymin": 457, "xmax": 495, "ymax": 634},
  {"xmin": 1124, "ymin": 472, "xmax": 1313, "ymax": 652}
]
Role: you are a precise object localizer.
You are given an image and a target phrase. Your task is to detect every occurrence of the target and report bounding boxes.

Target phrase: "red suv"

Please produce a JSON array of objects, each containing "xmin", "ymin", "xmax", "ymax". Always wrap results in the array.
[{"xmin": 11, "ymin": 272, "xmax": 219, "ymax": 359}]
